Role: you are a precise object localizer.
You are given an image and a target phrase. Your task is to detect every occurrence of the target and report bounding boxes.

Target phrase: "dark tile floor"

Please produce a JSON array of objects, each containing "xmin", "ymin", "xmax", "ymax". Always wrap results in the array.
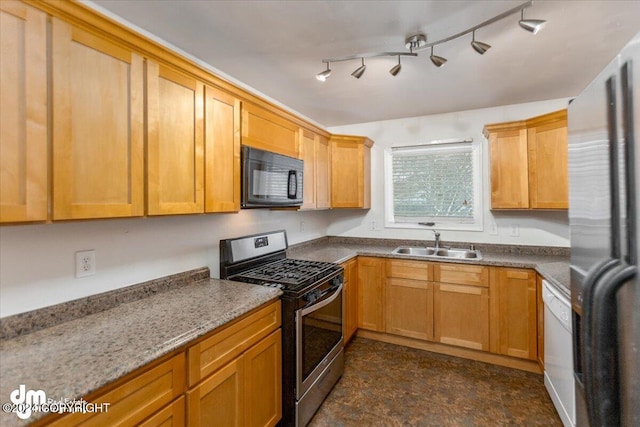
[{"xmin": 309, "ymin": 338, "xmax": 562, "ymax": 426}]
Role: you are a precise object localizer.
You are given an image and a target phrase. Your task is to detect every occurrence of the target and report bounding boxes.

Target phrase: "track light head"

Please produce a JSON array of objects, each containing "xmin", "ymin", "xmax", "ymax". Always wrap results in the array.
[
  {"xmin": 315, "ymin": 62, "xmax": 331, "ymax": 81},
  {"xmin": 429, "ymin": 46, "xmax": 447, "ymax": 67},
  {"xmin": 351, "ymin": 58, "xmax": 366, "ymax": 79},
  {"xmin": 389, "ymin": 56, "xmax": 402, "ymax": 76},
  {"xmin": 471, "ymin": 30, "xmax": 491, "ymax": 55},
  {"xmin": 519, "ymin": 9, "xmax": 546, "ymax": 34}
]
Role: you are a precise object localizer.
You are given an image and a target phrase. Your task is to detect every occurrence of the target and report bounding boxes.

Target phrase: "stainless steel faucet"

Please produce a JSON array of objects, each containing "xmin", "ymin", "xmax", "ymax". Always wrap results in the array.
[{"xmin": 430, "ymin": 229, "xmax": 440, "ymax": 251}]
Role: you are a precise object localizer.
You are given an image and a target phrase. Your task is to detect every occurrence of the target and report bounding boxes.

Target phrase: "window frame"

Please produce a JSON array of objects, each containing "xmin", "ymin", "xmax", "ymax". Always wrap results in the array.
[{"xmin": 384, "ymin": 140, "xmax": 483, "ymax": 231}]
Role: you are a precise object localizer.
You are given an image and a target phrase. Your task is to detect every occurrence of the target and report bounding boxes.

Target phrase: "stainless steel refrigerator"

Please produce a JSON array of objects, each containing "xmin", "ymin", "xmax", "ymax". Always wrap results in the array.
[{"xmin": 569, "ymin": 32, "xmax": 639, "ymax": 427}]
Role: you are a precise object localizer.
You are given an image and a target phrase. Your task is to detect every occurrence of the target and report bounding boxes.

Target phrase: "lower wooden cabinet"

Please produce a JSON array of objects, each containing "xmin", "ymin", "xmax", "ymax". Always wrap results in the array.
[
  {"xmin": 489, "ymin": 268, "xmax": 538, "ymax": 360},
  {"xmin": 39, "ymin": 300, "xmax": 281, "ymax": 427},
  {"xmin": 342, "ymin": 258, "xmax": 359, "ymax": 344},
  {"xmin": 434, "ymin": 283, "xmax": 490, "ymax": 351},
  {"xmin": 386, "ymin": 277, "xmax": 434, "ymax": 341},
  {"xmin": 357, "ymin": 257, "xmax": 385, "ymax": 332},
  {"xmin": 187, "ymin": 329, "xmax": 282, "ymax": 427}
]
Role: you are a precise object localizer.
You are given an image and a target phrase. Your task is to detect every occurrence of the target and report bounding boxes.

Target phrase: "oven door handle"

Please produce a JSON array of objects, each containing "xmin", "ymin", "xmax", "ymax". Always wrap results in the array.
[{"xmin": 300, "ymin": 283, "xmax": 343, "ymax": 316}]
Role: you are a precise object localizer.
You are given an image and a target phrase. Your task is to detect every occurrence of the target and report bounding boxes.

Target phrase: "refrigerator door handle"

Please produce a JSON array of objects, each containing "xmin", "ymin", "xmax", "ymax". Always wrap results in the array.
[
  {"xmin": 589, "ymin": 264, "xmax": 637, "ymax": 427},
  {"xmin": 621, "ymin": 60, "xmax": 637, "ymax": 265}
]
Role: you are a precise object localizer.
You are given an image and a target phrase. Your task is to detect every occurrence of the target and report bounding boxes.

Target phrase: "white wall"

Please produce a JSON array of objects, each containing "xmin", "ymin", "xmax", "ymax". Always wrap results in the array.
[
  {"xmin": 327, "ymin": 98, "xmax": 572, "ymax": 247},
  {"xmin": 0, "ymin": 210, "xmax": 329, "ymax": 317}
]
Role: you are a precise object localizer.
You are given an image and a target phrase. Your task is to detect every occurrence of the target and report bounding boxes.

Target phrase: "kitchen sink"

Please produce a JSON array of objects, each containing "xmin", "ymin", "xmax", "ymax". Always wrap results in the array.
[{"xmin": 391, "ymin": 246, "xmax": 482, "ymax": 260}]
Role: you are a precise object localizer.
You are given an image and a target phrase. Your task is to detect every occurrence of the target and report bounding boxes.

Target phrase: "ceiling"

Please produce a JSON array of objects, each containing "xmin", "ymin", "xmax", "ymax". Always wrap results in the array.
[{"xmin": 90, "ymin": 1, "xmax": 640, "ymax": 128}]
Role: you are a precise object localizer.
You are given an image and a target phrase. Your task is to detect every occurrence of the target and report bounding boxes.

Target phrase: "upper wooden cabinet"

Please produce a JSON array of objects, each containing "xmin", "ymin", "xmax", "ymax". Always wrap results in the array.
[
  {"xmin": 147, "ymin": 62, "xmax": 204, "ymax": 215},
  {"xmin": 204, "ymin": 86, "xmax": 241, "ymax": 213},
  {"xmin": 490, "ymin": 268, "xmax": 538, "ymax": 361},
  {"xmin": 0, "ymin": 1, "xmax": 48, "ymax": 223},
  {"xmin": 301, "ymin": 130, "xmax": 331, "ymax": 210},
  {"xmin": 484, "ymin": 109, "xmax": 568, "ymax": 210},
  {"xmin": 241, "ymin": 102, "xmax": 300, "ymax": 158},
  {"xmin": 51, "ymin": 19, "xmax": 145, "ymax": 220},
  {"xmin": 330, "ymin": 135, "xmax": 373, "ymax": 209}
]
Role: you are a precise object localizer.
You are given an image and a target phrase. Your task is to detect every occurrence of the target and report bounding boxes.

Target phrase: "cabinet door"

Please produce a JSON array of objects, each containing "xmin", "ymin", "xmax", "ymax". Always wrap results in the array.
[
  {"xmin": 343, "ymin": 259, "xmax": 359, "ymax": 344},
  {"xmin": 385, "ymin": 278, "xmax": 433, "ymax": 341},
  {"xmin": 434, "ymin": 283, "xmax": 489, "ymax": 351},
  {"xmin": 187, "ymin": 357, "xmax": 244, "ymax": 427},
  {"xmin": 300, "ymin": 130, "xmax": 317, "ymax": 210},
  {"xmin": 330, "ymin": 136, "xmax": 372, "ymax": 209},
  {"xmin": 241, "ymin": 102, "xmax": 299, "ymax": 158},
  {"xmin": 244, "ymin": 330, "xmax": 282, "ymax": 427},
  {"xmin": 147, "ymin": 61, "xmax": 204, "ymax": 215},
  {"xmin": 488, "ymin": 127, "xmax": 529, "ymax": 209},
  {"xmin": 315, "ymin": 135, "xmax": 331, "ymax": 209},
  {"xmin": 527, "ymin": 111, "xmax": 568, "ymax": 209},
  {"xmin": 357, "ymin": 257, "xmax": 384, "ymax": 331},
  {"xmin": 490, "ymin": 268, "xmax": 537, "ymax": 360},
  {"xmin": 139, "ymin": 397, "xmax": 185, "ymax": 427},
  {"xmin": 0, "ymin": 1, "xmax": 47, "ymax": 223},
  {"xmin": 51, "ymin": 18, "xmax": 144, "ymax": 220},
  {"xmin": 204, "ymin": 85, "xmax": 240, "ymax": 212}
]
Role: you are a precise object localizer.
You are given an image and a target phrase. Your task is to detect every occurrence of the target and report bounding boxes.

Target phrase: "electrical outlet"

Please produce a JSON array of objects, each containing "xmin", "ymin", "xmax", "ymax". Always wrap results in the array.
[
  {"xmin": 299, "ymin": 221, "xmax": 305, "ymax": 232},
  {"xmin": 370, "ymin": 220, "xmax": 377, "ymax": 231},
  {"xmin": 75, "ymin": 250, "xmax": 96, "ymax": 278},
  {"xmin": 509, "ymin": 225, "xmax": 520, "ymax": 237},
  {"xmin": 489, "ymin": 223, "xmax": 498, "ymax": 235}
]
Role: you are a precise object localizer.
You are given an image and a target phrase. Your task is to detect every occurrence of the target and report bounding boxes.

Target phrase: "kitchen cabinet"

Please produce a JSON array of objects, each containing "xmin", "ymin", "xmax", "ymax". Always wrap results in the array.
[
  {"xmin": 204, "ymin": 85, "xmax": 241, "ymax": 213},
  {"xmin": 301, "ymin": 130, "xmax": 331, "ymax": 210},
  {"xmin": 187, "ymin": 301, "xmax": 281, "ymax": 427},
  {"xmin": 330, "ymin": 135, "xmax": 373, "ymax": 209},
  {"xmin": 0, "ymin": 1, "xmax": 47, "ymax": 223},
  {"xmin": 147, "ymin": 61, "xmax": 205, "ymax": 215},
  {"xmin": 47, "ymin": 353, "xmax": 186, "ymax": 426},
  {"xmin": 138, "ymin": 397, "xmax": 185, "ymax": 427},
  {"xmin": 385, "ymin": 260, "xmax": 434, "ymax": 341},
  {"xmin": 433, "ymin": 264, "xmax": 490, "ymax": 351},
  {"xmin": 357, "ymin": 257, "xmax": 385, "ymax": 332},
  {"xmin": 490, "ymin": 268, "xmax": 537, "ymax": 360},
  {"xmin": 50, "ymin": 17, "xmax": 145, "ymax": 220},
  {"xmin": 241, "ymin": 102, "xmax": 300, "ymax": 158},
  {"xmin": 484, "ymin": 109, "xmax": 568, "ymax": 210},
  {"xmin": 342, "ymin": 258, "xmax": 359, "ymax": 344}
]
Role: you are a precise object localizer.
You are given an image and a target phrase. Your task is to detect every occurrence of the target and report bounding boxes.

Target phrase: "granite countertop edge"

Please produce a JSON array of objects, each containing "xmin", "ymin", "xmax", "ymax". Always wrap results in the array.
[{"xmin": 0, "ymin": 279, "xmax": 281, "ymax": 427}]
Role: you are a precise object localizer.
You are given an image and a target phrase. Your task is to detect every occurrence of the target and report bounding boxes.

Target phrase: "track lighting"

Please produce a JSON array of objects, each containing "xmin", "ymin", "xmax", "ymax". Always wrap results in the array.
[
  {"xmin": 315, "ymin": 0, "xmax": 545, "ymax": 80},
  {"xmin": 519, "ymin": 8, "xmax": 547, "ymax": 34},
  {"xmin": 429, "ymin": 46, "xmax": 447, "ymax": 67},
  {"xmin": 389, "ymin": 56, "xmax": 402, "ymax": 76},
  {"xmin": 471, "ymin": 30, "xmax": 491, "ymax": 55},
  {"xmin": 351, "ymin": 58, "xmax": 366, "ymax": 79},
  {"xmin": 315, "ymin": 62, "xmax": 331, "ymax": 81}
]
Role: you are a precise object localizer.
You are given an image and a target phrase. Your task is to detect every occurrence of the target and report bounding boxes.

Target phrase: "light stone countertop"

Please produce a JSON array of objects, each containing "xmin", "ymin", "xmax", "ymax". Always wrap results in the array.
[{"xmin": 0, "ymin": 279, "xmax": 281, "ymax": 427}]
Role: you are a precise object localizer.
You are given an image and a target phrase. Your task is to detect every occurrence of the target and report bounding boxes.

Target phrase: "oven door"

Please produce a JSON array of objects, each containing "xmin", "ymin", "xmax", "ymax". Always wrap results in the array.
[
  {"xmin": 295, "ymin": 281, "xmax": 343, "ymax": 400},
  {"xmin": 241, "ymin": 145, "xmax": 303, "ymax": 207}
]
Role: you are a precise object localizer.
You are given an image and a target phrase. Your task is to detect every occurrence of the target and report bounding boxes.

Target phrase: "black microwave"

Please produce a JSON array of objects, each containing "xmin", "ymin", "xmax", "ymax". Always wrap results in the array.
[{"xmin": 241, "ymin": 146, "xmax": 304, "ymax": 208}]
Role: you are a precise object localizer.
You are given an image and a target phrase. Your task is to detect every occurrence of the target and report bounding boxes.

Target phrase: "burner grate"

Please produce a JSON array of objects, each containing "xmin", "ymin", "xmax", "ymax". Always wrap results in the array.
[{"xmin": 230, "ymin": 258, "xmax": 341, "ymax": 292}]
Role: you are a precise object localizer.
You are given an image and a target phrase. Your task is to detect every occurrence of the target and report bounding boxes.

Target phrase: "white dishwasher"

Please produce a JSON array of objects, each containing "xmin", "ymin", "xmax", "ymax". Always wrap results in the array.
[{"xmin": 542, "ymin": 279, "xmax": 575, "ymax": 427}]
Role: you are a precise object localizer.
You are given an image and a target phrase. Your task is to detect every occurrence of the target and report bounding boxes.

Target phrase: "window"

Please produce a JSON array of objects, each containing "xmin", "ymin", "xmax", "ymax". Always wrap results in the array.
[{"xmin": 384, "ymin": 140, "xmax": 483, "ymax": 231}]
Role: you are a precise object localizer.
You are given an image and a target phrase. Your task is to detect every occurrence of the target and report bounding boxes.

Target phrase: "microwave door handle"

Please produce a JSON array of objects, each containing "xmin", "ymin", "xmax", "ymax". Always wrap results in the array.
[
  {"xmin": 288, "ymin": 170, "xmax": 297, "ymax": 199},
  {"xmin": 621, "ymin": 60, "xmax": 637, "ymax": 265}
]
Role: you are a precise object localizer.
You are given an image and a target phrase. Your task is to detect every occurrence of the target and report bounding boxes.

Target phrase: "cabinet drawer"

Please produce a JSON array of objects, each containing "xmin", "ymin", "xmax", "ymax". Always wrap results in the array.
[
  {"xmin": 434, "ymin": 263, "xmax": 489, "ymax": 287},
  {"xmin": 48, "ymin": 353, "xmax": 186, "ymax": 426},
  {"xmin": 139, "ymin": 396, "xmax": 185, "ymax": 427},
  {"xmin": 386, "ymin": 259, "xmax": 432, "ymax": 281},
  {"xmin": 187, "ymin": 301, "xmax": 281, "ymax": 386}
]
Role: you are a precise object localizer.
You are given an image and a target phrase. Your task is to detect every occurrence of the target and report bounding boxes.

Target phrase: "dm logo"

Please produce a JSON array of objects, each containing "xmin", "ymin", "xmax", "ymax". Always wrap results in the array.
[{"xmin": 10, "ymin": 385, "xmax": 46, "ymax": 420}]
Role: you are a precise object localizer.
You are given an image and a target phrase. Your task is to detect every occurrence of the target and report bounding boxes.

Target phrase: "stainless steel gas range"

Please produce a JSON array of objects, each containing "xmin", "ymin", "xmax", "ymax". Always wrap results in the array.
[{"xmin": 220, "ymin": 230, "xmax": 344, "ymax": 427}]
